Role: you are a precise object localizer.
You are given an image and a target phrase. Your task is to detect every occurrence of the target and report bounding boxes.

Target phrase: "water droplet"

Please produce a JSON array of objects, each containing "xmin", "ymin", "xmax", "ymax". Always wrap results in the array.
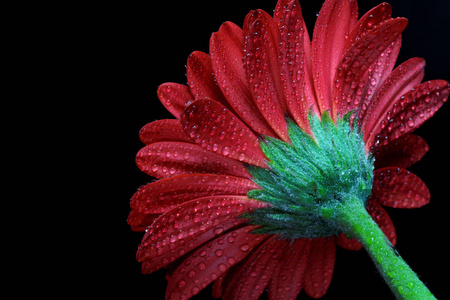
[
  {"xmin": 191, "ymin": 286, "xmax": 200, "ymax": 295},
  {"xmin": 213, "ymin": 227, "xmax": 224, "ymax": 235},
  {"xmin": 193, "ymin": 213, "xmax": 202, "ymax": 223},
  {"xmin": 217, "ymin": 263, "xmax": 227, "ymax": 272},
  {"xmin": 178, "ymin": 280, "xmax": 186, "ymax": 289},
  {"xmin": 239, "ymin": 244, "xmax": 250, "ymax": 252},
  {"xmin": 221, "ymin": 147, "xmax": 230, "ymax": 156},
  {"xmin": 227, "ymin": 257, "xmax": 236, "ymax": 265},
  {"xmin": 370, "ymin": 77, "xmax": 377, "ymax": 86},
  {"xmin": 214, "ymin": 249, "xmax": 224, "ymax": 257},
  {"xmin": 198, "ymin": 262, "xmax": 206, "ymax": 270},
  {"xmin": 188, "ymin": 270, "xmax": 196, "ymax": 277}
]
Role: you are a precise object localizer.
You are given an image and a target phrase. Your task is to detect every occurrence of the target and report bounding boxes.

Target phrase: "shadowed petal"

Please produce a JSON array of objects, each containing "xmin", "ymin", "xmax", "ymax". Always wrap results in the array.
[
  {"xmin": 210, "ymin": 22, "xmax": 277, "ymax": 137},
  {"xmin": 127, "ymin": 210, "xmax": 159, "ymax": 232},
  {"xmin": 303, "ymin": 237, "xmax": 336, "ymax": 299},
  {"xmin": 226, "ymin": 237, "xmax": 288, "ymax": 300},
  {"xmin": 244, "ymin": 10, "xmax": 289, "ymax": 142},
  {"xmin": 157, "ymin": 83, "xmax": 195, "ymax": 119},
  {"xmin": 135, "ymin": 142, "xmax": 250, "ymax": 179},
  {"xmin": 166, "ymin": 226, "xmax": 269, "ymax": 300},
  {"xmin": 139, "ymin": 119, "xmax": 192, "ymax": 145},
  {"xmin": 372, "ymin": 134, "xmax": 429, "ymax": 169},
  {"xmin": 372, "ymin": 167, "xmax": 430, "ymax": 208},
  {"xmin": 367, "ymin": 199, "xmax": 397, "ymax": 246},
  {"xmin": 212, "ymin": 256, "xmax": 251, "ymax": 298},
  {"xmin": 130, "ymin": 174, "xmax": 260, "ymax": 214},
  {"xmin": 312, "ymin": 0, "xmax": 359, "ymax": 114},
  {"xmin": 268, "ymin": 238, "xmax": 312, "ymax": 300},
  {"xmin": 336, "ymin": 233, "xmax": 362, "ymax": 251},
  {"xmin": 181, "ymin": 100, "xmax": 268, "ymax": 168}
]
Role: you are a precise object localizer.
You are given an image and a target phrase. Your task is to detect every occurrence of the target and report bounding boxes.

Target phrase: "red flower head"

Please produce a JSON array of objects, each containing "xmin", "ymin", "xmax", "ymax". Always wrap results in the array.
[{"xmin": 129, "ymin": 0, "xmax": 449, "ymax": 299}]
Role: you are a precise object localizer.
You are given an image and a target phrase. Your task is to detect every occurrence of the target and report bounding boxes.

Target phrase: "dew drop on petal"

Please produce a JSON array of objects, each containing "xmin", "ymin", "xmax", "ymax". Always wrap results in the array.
[
  {"xmin": 217, "ymin": 263, "xmax": 227, "ymax": 272},
  {"xmin": 214, "ymin": 249, "xmax": 224, "ymax": 257},
  {"xmin": 188, "ymin": 270, "xmax": 196, "ymax": 278},
  {"xmin": 213, "ymin": 227, "xmax": 224, "ymax": 236},
  {"xmin": 191, "ymin": 287, "xmax": 200, "ymax": 295},
  {"xmin": 239, "ymin": 244, "xmax": 250, "ymax": 252},
  {"xmin": 222, "ymin": 147, "xmax": 230, "ymax": 156},
  {"xmin": 198, "ymin": 262, "xmax": 206, "ymax": 270},
  {"xmin": 227, "ymin": 236, "xmax": 235, "ymax": 243},
  {"xmin": 178, "ymin": 280, "xmax": 186, "ymax": 289}
]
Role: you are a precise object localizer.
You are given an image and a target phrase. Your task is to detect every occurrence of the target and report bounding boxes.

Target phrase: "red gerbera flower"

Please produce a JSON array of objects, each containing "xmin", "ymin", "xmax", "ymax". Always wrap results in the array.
[{"xmin": 129, "ymin": 0, "xmax": 449, "ymax": 299}]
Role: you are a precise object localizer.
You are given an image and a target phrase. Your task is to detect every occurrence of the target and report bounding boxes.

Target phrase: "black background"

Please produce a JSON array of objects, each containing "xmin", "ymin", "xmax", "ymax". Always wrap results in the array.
[{"xmin": 80, "ymin": 0, "xmax": 450, "ymax": 299}]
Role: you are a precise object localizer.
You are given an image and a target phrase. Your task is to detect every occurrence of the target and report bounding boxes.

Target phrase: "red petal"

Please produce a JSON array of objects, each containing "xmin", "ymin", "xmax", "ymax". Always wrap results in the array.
[
  {"xmin": 137, "ymin": 196, "xmax": 269, "ymax": 263},
  {"xmin": 244, "ymin": 11, "xmax": 289, "ymax": 142},
  {"xmin": 243, "ymin": 9, "xmax": 275, "ymax": 41},
  {"xmin": 372, "ymin": 134, "xmax": 429, "ymax": 169},
  {"xmin": 268, "ymin": 238, "xmax": 312, "ymax": 300},
  {"xmin": 275, "ymin": 0, "xmax": 317, "ymax": 133},
  {"xmin": 370, "ymin": 80, "xmax": 449, "ymax": 149},
  {"xmin": 166, "ymin": 226, "xmax": 269, "ymax": 300},
  {"xmin": 135, "ymin": 141, "xmax": 250, "ymax": 179},
  {"xmin": 312, "ymin": 0, "xmax": 359, "ymax": 114},
  {"xmin": 334, "ymin": 18, "xmax": 408, "ymax": 118},
  {"xmin": 367, "ymin": 199, "xmax": 397, "ymax": 246},
  {"xmin": 212, "ymin": 256, "xmax": 250, "ymax": 298},
  {"xmin": 346, "ymin": 2, "xmax": 392, "ymax": 47},
  {"xmin": 212, "ymin": 274, "xmax": 225, "ymax": 299},
  {"xmin": 362, "ymin": 57, "xmax": 426, "ymax": 144},
  {"xmin": 356, "ymin": 37, "xmax": 402, "ymax": 125},
  {"xmin": 226, "ymin": 237, "xmax": 288, "ymax": 300},
  {"xmin": 210, "ymin": 22, "xmax": 277, "ymax": 137},
  {"xmin": 372, "ymin": 167, "xmax": 430, "ymax": 209},
  {"xmin": 141, "ymin": 217, "xmax": 248, "ymax": 274},
  {"xmin": 303, "ymin": 237, "xmax": 336, "ymax": 299},
  {"xmin": 186, "ymin": 51, "xmax": 228, "ymax": 106},
  {"xmin": 139, "ymin": 119, "xmax": 192, "ymax": 145},
  {"xmin": 130, "ymin": 174, "xmax": 260, "ymax": 214},
  {"xmin": 336, "ymin": 233, "xmax": 362, "ymax": 251},
  {"xmin": 157, "ymin": 83, "xmax": 194, "ymax": 119},
  {"xmin": 345, "ymin": 3, "xmax": 399, "ymax": 123},
  {"xmin": 181, "ymin": 100, "xmax": 268, "ymax": 168},
  {"xmin": 127, "ymin": 210, "xmax": 159, "ymax": 232}
]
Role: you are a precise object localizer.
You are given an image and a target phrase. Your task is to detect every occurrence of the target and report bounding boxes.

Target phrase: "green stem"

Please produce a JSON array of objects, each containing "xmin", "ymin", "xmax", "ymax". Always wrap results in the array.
[{"xmin": 335, "ymin": 195, "xmax": 436, "ymax": 300}]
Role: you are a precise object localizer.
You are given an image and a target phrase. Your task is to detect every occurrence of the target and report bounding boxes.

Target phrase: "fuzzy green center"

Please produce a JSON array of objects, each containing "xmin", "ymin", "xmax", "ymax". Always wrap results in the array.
[{"xmin": 245, "ymin": 111, "xmax": 375, "ymax": 239}]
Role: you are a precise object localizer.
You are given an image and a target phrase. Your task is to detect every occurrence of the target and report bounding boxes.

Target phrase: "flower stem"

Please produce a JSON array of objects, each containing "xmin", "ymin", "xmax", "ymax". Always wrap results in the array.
[{"xmin": 335, "ymin": 195, "xmax": 436, "ymax": 300}]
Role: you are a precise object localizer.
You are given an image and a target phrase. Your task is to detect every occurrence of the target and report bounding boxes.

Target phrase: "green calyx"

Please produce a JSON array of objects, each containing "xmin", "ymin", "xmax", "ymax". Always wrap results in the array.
[{"xmin": 245, "ymin": 111, "xmax": 375, "ymax": 239}]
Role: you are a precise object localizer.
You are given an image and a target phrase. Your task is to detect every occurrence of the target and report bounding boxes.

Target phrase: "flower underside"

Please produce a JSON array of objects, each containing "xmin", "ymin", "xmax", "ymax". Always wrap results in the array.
[{"xmin": 245, "ymin": 111, "xmax": 375, "ymax": 239}]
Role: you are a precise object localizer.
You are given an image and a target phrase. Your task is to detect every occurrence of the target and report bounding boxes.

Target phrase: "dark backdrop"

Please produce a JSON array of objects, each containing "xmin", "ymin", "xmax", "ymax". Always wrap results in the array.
[{"xmin": 92, "ymin": 1, "xmax": 450, "ymax": 299}]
